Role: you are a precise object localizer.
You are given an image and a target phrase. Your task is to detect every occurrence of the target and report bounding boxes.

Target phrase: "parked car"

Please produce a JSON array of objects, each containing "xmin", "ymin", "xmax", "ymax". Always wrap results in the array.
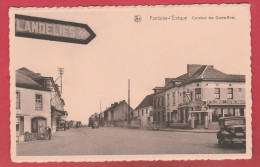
[
  {"xmin": 76, "ymin": 121, "xmax": 82, "ymax": 128},
  {"xmin": 128, "ymin": 120, "xmax": 140, "ymax": 129},
  {"xmin": 92, "ymin": 121, "xmax": 99, "ymax": 128},
  {"xmin": 217, "ymin": 116, "xmax": 246, "ymax": 147},
  {"xmin": 151, "ymin": 123, "xmax": 160, "ymax": 130}
]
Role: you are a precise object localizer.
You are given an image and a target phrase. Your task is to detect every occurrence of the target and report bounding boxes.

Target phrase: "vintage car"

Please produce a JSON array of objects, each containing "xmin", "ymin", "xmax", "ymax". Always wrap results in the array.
[
  {"xmin": 92, "ymin": 121, "xmax": 99, "ymax": 128},
  {"xmin": 217, "ymin": 116, "xmax": 246, "ymax": 147}
]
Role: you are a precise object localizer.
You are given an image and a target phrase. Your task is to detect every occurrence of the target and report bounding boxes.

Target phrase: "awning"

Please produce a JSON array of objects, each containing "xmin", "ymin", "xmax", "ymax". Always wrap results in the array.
[{"xmin": 51, "ymin": 106, "xmax": 68, "ymax": 116}]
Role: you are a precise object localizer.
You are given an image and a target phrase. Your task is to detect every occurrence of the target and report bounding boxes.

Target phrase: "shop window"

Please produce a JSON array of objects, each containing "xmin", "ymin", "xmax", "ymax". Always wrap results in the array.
[
  {"xmin": 195, "ymin": 88, "xmax": 201, "ymax": 100},
  {"xmin": 16, "ymin": 117, "xmax": 19, "ymax": 132},
  {"xmin": 240, "ymin": 108, "xmax": 244, "ymax": 116},
  {"xmin": 214, "ymin": 88, "xmax": 220, "ymax": 99},
  {"xmin": 16, "ymin": 91, "xmax": 20, "ymax": 109},
  {"xmin": 212, "ymin": 109, "xmax": 222, "ymax": 122},
  {"xmin": 35, "ymin": 94, "xmax": 43, "ymax": 110},
  {"xmin": 228, "ymin": 88, "xmax": 233, "ymax": 99}
]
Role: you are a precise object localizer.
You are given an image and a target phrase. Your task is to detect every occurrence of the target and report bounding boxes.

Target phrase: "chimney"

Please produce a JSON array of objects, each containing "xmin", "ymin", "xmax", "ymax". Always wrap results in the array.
[{"xmin": 187, "ymin": 64, "xmax": 204, "ymax": 77}]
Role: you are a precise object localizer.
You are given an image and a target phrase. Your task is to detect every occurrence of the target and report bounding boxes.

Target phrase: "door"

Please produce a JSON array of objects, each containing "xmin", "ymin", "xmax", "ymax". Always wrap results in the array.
[{"xmin": 31, "ymin": 117, "xmax": 47, "ymax": 136}]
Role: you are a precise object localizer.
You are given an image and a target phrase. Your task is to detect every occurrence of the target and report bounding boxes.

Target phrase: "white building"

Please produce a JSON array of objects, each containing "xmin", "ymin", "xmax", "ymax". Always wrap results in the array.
[
  {"xmin": 16, "ymin": 68, "xmax": 67, "ymax": 141},
  {"xmin": 134, "ymin": 94, "xmax": 154, "ymax": 129}
]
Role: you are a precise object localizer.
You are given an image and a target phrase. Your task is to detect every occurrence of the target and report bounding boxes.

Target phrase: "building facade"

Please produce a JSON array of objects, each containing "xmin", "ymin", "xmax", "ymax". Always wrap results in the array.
[
  {"xmin": 133, "ymin": 94, "xmax": 154, "ymax": 129},
  {"xmin": 99, "ymin": 100, "xmax": 133, "ymax": 127},
  {"xmin": 163, "ymin": 64, "xmax": 246, "ymax": 129},
  {"xmin": 16, "ymin": 69, "xmax": 52, "ymax": 141},
  {"xmin": 16, "ymin": 68, "xmax": 67, "ymax": 141},
  {"xmin": 152, "ymin": 87, "xmax": 166, "ymax": 127}
]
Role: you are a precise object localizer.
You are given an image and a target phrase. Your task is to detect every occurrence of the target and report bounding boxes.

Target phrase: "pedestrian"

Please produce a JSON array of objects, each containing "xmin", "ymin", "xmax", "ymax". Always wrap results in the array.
[{"xmin": 47, "ymin": 126, "xmax": 52, "ymax": 140}]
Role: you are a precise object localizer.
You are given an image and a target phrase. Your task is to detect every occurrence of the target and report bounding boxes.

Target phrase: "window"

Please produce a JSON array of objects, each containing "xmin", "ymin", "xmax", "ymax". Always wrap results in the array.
[
  {"xmin": 147, "ymin": 117, "xmax": 150, "ymax": 122},
  {"xmin": 16, "ymin": 117, "xmax": 19, "ymax": 132},
  {"xmin": 162, "ymin": 97, "xmax": 165, "ymax": 106},
  {"xmin": 214, "ymin": 88, "xmax": 220, "ymax": 99},
  {"xmin": 16, "ymin": 91, "xmax": 20, "ymax": 109},
  {"xmin": 146, "ymin": 108, "xmax": 148, "ymax": 114},
  {"xmin": 35, "ymin": 94, "xmax": 43, "ymax": 110},
  {"xmin": 172, "ymin": 92, "xmax": 176, "ymax": 106},
  {"xmin": 142, "ymin": 110, "xmax": 144, "ymax": 116},
  {"xmin": 167, "ymin": 94, "xmax": 169, "ymax": 106},
  {"xmin": 239, "ymin": 88, "xmax": 242, "ymax": 99},
  {"xmin": 157, "ymin": 97, "xmax": 160, "ymax": 107},
  {"xmin": 228, "ymin": 88, "xmax": 233, "ymax": 99},
  {"xmin": 195, "ymin": 88, "xmax": 201, "ymax": 100},
  {"xmin": 138, "ymin": 110, "xmax": 140, "ymax": 117}
]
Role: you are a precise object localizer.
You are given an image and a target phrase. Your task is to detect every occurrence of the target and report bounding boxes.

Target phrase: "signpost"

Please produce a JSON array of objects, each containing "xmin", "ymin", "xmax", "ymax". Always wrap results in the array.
[{"xmin": 15, "ymin": 14, "xmax": 96, "ymax": 44}]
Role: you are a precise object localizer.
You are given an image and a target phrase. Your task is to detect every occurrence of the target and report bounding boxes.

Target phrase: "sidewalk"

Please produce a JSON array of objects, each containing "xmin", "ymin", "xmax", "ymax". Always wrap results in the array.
[{"xmin": 160, "ymin": 128, "xmax": 218, "ymax": 133}]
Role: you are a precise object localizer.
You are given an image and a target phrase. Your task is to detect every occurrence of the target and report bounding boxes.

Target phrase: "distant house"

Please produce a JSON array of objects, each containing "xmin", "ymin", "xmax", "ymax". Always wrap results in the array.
[
  {"xmin": 16, "ymin": 68, "xmax": 67, "ymax": 141},
  {"xmin": 101, "ymin": 100, "xmax": 133, "ymax": 127},
  {"xmin": 133, "ymin": 94, "xmax": 154, "ymax": 128}
]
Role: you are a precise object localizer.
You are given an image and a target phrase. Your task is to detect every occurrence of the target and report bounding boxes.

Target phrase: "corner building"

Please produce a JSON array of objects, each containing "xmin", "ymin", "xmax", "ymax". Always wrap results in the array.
[{"xmin": 162, "ymin": 64, "xmax": 245, "ymax": 130}]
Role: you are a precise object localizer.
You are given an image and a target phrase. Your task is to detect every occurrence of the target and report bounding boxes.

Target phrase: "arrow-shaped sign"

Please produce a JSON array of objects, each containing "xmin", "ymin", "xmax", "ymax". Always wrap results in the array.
[{"xmin": 15, "ymin": 14, "xmax": 96, "ymax": 45}]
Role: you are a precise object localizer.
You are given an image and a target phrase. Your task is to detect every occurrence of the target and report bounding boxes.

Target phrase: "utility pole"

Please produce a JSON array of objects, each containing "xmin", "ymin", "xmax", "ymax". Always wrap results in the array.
[
  {"xmin": 100, "ymin": 100, "xmax": 102, "ymax": 113},
  {"xmin": 128, "ymin": 79, "xmax": 130, "ymax": 124},
  {"xmin": 58, "ymin": 68, "xmax": 64, "ymax": 94}
]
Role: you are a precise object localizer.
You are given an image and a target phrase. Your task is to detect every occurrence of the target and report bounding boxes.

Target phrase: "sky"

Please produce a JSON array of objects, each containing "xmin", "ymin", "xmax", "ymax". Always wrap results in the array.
[{"xmin": 10, "ymin": 5, "xmax": 251, "ymax": 124}]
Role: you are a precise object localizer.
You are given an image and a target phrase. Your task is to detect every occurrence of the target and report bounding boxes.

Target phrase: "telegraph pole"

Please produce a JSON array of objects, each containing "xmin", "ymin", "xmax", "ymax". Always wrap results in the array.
[
  {"xmin": 128, "ymin": 79, "xmax": 130, "ymax": 123},
  {"xmin": 58, "ymin": 68, "xmax": 64, "ymax": 94}
]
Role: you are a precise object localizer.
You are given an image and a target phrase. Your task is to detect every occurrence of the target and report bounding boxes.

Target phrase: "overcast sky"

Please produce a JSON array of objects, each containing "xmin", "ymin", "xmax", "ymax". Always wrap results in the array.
[{"xmin": 10, "ymin": 5, "xmax": 251, "ymax": 124}]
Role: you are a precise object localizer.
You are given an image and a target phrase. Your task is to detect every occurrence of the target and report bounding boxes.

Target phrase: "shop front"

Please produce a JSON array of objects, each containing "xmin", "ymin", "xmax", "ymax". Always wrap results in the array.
[{"xmin": 51, "ymin": 105, "xmax": 67, "ymax": 132}]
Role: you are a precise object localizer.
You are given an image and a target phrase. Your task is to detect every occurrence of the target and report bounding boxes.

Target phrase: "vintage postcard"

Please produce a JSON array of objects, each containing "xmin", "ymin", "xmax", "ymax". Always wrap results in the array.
[{"xmin": 9, "ymin": 4, "xmax": 252, "ymax": 162}]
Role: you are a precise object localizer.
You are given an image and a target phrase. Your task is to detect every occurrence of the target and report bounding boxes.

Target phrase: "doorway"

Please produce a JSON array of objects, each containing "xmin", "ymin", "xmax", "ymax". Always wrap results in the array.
[{"xmin": 31, "ymin": 117, "xmax": 47, "ymax": 136}]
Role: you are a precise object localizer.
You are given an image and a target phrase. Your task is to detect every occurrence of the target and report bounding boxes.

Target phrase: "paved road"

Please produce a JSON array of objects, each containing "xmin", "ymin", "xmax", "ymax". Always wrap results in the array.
[{"xmin": 17, "ymin": 127, "xmax": 245, "ymax": 156}]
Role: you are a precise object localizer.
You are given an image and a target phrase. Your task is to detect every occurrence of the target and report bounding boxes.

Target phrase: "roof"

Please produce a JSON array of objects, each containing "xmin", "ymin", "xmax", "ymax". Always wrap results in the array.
[
  {"xmin": 153, "ymin": 64, "xmax": 245, "ymax": 95},
  {"xmin": 16, "ymin": 67, "xmax": 43, "ymax": 79},
  {"xmin": 175, "ymin": 65, "xmax": 245, "ymax": 87},
  {"xmin": 135, "ymin": 94, "xmax": 153, "ymax": 110},
  {"xmin": 152, "ymin": 87, "xmax": 164, "ymax": 90},
  {"xmin": 103, "ymin": 100, "xmax": 133, "ymax": 113},
  {"xmin": 175, "ymin": 73, "xmax": 189, "ymax": 81},
  {"xmin": 16, "ymin": 71, "xmax": 50, "ymax": 91}
]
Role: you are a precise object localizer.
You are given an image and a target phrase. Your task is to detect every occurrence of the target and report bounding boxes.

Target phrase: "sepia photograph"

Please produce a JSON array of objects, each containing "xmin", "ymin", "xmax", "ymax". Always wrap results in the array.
[{"xmin": 9, "ymin": 4, "xmax": 252, "ymax": 162}]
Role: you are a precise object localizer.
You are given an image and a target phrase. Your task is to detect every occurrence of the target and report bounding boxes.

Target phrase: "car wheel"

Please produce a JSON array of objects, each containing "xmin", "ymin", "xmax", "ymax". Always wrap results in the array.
[{"xmin": 219, "ymin": 138, "xmax": 226, "ymax": 148}]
